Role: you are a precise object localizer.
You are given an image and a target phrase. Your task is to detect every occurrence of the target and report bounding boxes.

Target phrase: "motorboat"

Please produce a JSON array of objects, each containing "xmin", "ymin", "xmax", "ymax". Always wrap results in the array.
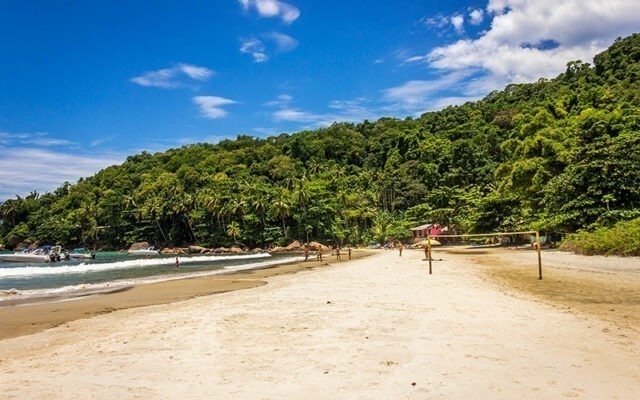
[
  {"xmin": 68, "ymin": 248, "xmax": 96, "ymax": 260},
  {"xmin": 127, "ymin": 246, "xmax": 160, "ymax": 256},
  {"xmin": 0, "ymin": 245, "xmax": 63, "ymax": 263}
]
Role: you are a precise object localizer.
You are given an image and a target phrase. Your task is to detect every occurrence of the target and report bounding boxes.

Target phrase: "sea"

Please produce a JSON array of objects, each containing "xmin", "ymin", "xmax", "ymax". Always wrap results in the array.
[{"xmin": 0, "ymin": 251, "xmax": 302, "ymax": 303}]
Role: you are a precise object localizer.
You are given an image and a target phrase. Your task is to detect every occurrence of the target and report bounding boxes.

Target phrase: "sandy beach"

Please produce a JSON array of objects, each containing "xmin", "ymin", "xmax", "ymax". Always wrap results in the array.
[{"xmin": 0, "ymin": 247, "xmax": 639, "ymax": 399}]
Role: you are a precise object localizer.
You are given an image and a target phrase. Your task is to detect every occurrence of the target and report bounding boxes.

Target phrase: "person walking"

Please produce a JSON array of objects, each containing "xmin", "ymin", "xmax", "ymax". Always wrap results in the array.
[
  {"xmin": 398, "ymin": 242, "xmax": 403, "ymax": 257},
  {"xmin": 336, "ymin": 245, "xmax": 341, "ymax": 261},
  {"xmin": 317, "ymin": 247, "xmax": 323, "ymax": 262},
  {"xmin": 347, "ymin": 245, "xmax": 352, "ymax": 260},
  {"xmin": 304, "ymin": 245, "xmax": 309, "ymax": 261}
]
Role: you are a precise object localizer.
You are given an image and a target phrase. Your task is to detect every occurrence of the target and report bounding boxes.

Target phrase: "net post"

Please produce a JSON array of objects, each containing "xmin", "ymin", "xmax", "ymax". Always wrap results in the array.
[
  {"xmin": 536, "ymin": 231, "xmax": 542, "ymax": 280},
  {"xmin": 427, "ymin": 233, "xmax": 432, "ymax": 275}
]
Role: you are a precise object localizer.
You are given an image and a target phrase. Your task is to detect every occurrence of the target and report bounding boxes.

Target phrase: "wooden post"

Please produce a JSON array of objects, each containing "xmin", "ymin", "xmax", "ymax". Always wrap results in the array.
[
  {"xmin": 427, "ymin": 233, "xmax": 432, "ymax": 275},
  {"xmin": 536, "ymin": 230, "xmax": 542, "ymax": 280}
]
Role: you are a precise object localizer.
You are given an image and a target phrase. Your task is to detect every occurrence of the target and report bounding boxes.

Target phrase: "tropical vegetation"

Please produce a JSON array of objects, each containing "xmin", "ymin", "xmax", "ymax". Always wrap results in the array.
[{"xmin": 1, "ymin": 34, "xmax": 639, "ymax": 252}]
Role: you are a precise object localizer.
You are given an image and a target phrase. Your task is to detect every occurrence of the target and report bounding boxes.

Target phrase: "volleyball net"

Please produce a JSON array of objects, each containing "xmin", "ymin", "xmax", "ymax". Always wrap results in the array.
[{"xmin": 423, "ymin": 230, "xmax": 543, "ymax": 280}]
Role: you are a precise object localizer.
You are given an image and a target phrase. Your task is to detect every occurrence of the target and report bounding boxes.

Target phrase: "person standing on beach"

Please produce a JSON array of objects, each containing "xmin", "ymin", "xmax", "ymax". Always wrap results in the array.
[
  {"xmin": 347, "ymin": 245, "xmax": 352, "ymax": 260},
  {"xmin": 175, "ymin": 257, "xmax": 180, "ymax": 268},
  {"xmin": 336, "ymin": 245, "xmax": 341, "ymax": 260},
  {"xmin": 304, "ymin": 245, "xmax": 309, "ymax": 261},
  {"xmin": 317, "ymin": 247, "xmax": 323, "ymax": 262},
  {"xmin": 398, "ymin": 242, "xmax": 403, "ymax": 256}
]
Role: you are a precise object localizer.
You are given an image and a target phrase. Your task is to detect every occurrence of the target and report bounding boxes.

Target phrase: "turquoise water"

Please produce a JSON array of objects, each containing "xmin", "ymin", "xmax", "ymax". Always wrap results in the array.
[{"xmin": 0, "ymin": 251, "xmax": 300, "ymax": 300}]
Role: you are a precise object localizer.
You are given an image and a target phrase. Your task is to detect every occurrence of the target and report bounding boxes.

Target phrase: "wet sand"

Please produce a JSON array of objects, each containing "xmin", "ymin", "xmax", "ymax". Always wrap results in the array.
[
  {"xmin": 0, "ymin": 248, "xmax": 638, "ymax": 399},
  {"xmin": 0, "ymin": 250, "xmax": 370, "ymax": 340}
]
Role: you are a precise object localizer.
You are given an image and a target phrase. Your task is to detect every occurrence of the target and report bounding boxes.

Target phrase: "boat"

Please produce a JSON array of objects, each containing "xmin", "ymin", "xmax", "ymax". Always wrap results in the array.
[
  {"xmin": 68, "ymin": 248, "xmax": 96, "ymax": 260},
  {"xmin": 0, "ymin": 245, "xmax": 63, "ymax": 263},
  {"xmin": 127, "ymin": 246, "xmax": 160, "ymax": 256}
]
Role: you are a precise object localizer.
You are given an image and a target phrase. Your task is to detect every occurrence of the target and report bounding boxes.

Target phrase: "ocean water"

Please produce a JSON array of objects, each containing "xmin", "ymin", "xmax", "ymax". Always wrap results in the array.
[{"xmin": 0, "ymin": 251, "xmax": 302, "ymax": 302}]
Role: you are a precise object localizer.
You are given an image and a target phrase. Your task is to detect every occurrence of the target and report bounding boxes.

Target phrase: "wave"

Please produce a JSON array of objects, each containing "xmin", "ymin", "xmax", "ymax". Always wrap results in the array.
[
  {"xmin": 0, "ymin": 255, "xmax": 304, "ymax": 303},
  {"xmin": 0, "ymin": 253, "xmax": 271, "ymax": 278}
]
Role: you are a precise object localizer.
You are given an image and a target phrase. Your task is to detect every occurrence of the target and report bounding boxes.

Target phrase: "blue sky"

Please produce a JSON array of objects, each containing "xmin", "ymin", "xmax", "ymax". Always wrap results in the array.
[{"xmin": 1, "ymin": 0, "xmax": 638, "ymax": 200}]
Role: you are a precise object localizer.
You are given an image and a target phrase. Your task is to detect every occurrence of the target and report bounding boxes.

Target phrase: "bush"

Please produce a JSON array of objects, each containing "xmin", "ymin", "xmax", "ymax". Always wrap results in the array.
[{"xmin": 560, "ymin": 217, "xmax": 640, "ymax": 256}]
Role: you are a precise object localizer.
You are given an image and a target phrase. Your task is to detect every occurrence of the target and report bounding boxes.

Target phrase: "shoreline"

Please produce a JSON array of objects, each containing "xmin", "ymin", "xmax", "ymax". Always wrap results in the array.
[
  {"xmin": 0, "ymin": 250, "xmax": 372, "ymax": 341},
  {"xmin": 0, "ymin": 247, "xmax": 637, "ymax": 398}
]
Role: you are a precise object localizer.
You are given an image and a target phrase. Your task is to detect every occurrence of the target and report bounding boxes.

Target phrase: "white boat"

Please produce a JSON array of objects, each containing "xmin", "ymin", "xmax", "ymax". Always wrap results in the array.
[
  {"xmin": 0, "ymin": 245, "xmax": 63, "ymax": 263},
  {"xmin": 68, "ymin": 248, "xmax": 96, "ymax": 260},
  {"xmin": 127, "ymin": 246, "xmax": 160, "ymax": 256}
]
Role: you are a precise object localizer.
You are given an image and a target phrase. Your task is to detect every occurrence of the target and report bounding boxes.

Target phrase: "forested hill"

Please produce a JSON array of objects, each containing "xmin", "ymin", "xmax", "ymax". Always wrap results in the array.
[{"xmin": 2, "ymin": 34, "xmax": 640, "ymax": 250}]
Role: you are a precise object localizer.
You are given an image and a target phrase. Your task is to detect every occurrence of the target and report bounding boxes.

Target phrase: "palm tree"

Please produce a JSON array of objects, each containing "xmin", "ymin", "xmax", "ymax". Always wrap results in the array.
[
  {"xmin": 251, "ymin": 190, "xmax": 269, "ymax": 228},
  {"xmin": 270, "ymin": 190, "xmax": 291, "ymax": 237},
  {"xmin": 173, "ymin": 193, "xmax": 198, "ymax": 243},
  {"xmin": 226, "ymin": 221, "xmax": 241, "ymax": 244}
]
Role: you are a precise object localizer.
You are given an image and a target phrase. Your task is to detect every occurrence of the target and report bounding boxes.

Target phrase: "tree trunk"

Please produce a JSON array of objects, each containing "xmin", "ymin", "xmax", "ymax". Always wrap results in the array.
[
  {"xmin": 281, "ymin": 216, "xmax": 286, "ymax": 237},
  {"xmin": 156, "ymin": 218, "xmax": 168, "ymax": 242}
]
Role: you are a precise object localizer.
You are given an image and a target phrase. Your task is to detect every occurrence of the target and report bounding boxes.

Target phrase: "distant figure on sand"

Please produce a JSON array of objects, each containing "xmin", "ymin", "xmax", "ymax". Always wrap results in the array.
[
  {"xmin": 317, "ymin": 248, "xmax": 323, "ymax": 262},
  {"xmin": 347, "ymin": 245, "xmax": 352, "ymax": 260},
  {"xmin": 304, "ymin": 245, "xmax": 309, "ymax": 261},
  {"xmin": 336, "ymin": 246, "xmax": 341, "ymax": 260},
  {"xmin": 175, "ymin": 257, "xmax": 179, "ymax": 268},
  {"xmin": 398, "ymin": 242, "xmax": 403, "ymax": 256}
]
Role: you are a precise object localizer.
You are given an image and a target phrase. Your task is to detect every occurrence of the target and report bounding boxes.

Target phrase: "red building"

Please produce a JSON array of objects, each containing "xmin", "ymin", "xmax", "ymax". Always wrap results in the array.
[{"xmin": 410, "ymin": 224, "xmax": 444, "ymax": 242}]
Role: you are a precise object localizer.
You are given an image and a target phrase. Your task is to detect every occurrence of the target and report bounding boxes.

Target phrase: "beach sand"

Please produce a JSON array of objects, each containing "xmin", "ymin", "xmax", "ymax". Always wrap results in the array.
[{"xmin": 0, "ymin": 247, "xmax": 638, "ymax": 399}]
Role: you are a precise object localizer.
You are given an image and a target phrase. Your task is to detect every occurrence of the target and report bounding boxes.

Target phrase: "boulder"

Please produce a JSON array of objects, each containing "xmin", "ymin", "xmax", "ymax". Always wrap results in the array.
[
  {"xmin": 214, "ymin": 247, "xmax": 230, "ymax": 253},
  {"xmin": 229, "ymin": 247, "xmax": 244, "ymax": 254},
  {"xmin": 161, "ymin": 248, "xmax": 182, "ymax": 255},
  {"xmin": 285, "ymin": 240, "xmax": 302, "ymax": 251},
  {"xmin": 270, "ymin": 246, "xmax": 286, "ymax": 253},
  {"xmin": 129, "ymin": 241, "xmax": 150, "ymax": 251},
  {"xmin": 251, "ymin": 248, "xmax": 264, "ymax": 254},
  {"xmin": 308, "ymin": 241, "xmax": 330, "ymax": 251},
  {"xmin": 188, "ymin": 245, "xmax": 208, "ymax": 254}
]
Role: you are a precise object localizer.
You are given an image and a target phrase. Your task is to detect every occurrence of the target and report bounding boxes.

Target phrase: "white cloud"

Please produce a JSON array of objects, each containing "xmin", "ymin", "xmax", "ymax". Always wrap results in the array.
[
  {"xmin": 131, "ymin": 63, "xmax": 214, "ymax": 88},
  {"xmin": 273, "ymin": 108, "xmax": 320, "ymax": 123},
  {"xmin": 451, "ymin": 15, "xmax": 465, "ymax": 34},
  {"xmin": 0, "ymin": 147, "xmax": 124, "ymax": 200},
  {"xmin": 420, "ymin": 15, "xmax": 450, "ymax": 30},
  {"xmin": 381, "ymin": 72, "xmax": 480, "ymax": 115},
  {"xmin": 240, "ymin": 38, "xmax": 268, "ymax": 63},
  {"xmin": 240, "ymin": 33, "xmax": 297, "ymax": 62},
  {"xmin": 0, "ymin": 131, "xmax": 75, "ymax": 148},
  {"xmin": 264, "ymin": 32, "xmax": 298, "ymax": 52},
  {"xmin": 264, "ymin": 93, "xmax": 293, "ymax": 107},
  {"xmin": 266, "ymin": 95, "xmax": 378, "ymax": 127},
  {"xmin": 469, "ymin": 9, "xmax": 484, "ymax": 25},
  {"xmin": 193, "ymin": 96, "xmax": 237, "ymax": 119},
  {"xmin": 239, "ymin": 0, "xmax": 300, "ymax": 24},
  {"xmin": 408, "ymin": 0, "xmax": 640, "ymax": 100},
  {"xmin": 90, "ymin": 135, "xmax": 116, "ymax": 147}
]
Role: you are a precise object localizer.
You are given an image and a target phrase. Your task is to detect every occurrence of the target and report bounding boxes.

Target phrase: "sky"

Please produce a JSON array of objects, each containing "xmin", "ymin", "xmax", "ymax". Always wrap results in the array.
[{"xmin": 1, "ymin": 0, "xmax": 639, "ymax": 200}]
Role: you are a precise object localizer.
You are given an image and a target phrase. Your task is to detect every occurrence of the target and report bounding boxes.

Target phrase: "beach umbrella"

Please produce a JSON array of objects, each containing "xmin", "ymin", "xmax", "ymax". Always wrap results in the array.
[{"xmin": 419, "ymin": 239, "xmax": 441, "ymax": 246}]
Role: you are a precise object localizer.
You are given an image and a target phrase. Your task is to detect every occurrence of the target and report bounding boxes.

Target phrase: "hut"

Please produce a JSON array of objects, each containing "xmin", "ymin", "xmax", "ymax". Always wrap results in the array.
[{"xmin": 409, "ymin": 223, "xmax": 444, "ymax": 243}]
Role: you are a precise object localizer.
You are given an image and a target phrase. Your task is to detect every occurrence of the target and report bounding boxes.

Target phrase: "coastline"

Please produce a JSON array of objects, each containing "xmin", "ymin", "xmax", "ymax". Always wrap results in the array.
[
  {"xmin": 0, "ymin": 250, "xmax": 372, "ymax": 341},
  {"xmin": 0, "ymin": 247, "xmax": 637, "ymax": 399}
]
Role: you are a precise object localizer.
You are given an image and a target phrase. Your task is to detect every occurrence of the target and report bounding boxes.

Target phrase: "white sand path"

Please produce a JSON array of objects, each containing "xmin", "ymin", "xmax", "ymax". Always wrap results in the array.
[{"xmin": 0, "ymin": 250, "xmax": 638, "ymax": 399}]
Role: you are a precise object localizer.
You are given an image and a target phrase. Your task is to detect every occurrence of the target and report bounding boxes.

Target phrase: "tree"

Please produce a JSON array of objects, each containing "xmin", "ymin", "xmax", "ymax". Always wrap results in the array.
[
  {"xmin": 270, "ymin": 190, "xmax": 291, "ymax": 237},
  {"xmin": 226, "ymin": 221, "xmax": 241, "ymax": 244}
]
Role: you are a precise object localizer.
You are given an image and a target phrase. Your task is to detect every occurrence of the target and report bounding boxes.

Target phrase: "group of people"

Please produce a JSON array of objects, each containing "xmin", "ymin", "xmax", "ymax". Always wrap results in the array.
[{"xmin": 303, "ymin": 244, "xmax": 352, "ymax": 262}]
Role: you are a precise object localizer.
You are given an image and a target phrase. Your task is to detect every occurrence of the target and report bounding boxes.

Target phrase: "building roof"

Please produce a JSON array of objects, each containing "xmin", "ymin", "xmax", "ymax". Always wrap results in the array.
[{"xmin": 410, "ymin": 224, "xmax": 434, "ymax": 231}]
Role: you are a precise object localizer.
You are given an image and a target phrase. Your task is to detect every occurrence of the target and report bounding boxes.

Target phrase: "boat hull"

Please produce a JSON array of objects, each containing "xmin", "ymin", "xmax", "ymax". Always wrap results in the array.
[
  {"xmin": 127, "ymin": 250, "xmax": 159, "ymax": 256},
  {"xmin": 69, "ymin": 253, "xmax": 95, "ymax": 260},
  {"xmin": 0, "ymin": 254, "xmax": 51, "ymax": 263}
]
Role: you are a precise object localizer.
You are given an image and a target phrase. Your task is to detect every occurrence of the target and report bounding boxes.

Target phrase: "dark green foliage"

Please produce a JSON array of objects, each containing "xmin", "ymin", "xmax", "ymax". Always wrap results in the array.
[
  {"xmin": 1, "ymin": 35, "xmax": 640, "ymax": 250},
  {"xmin": 560, "ymin": 217, "xmax": 640, "ymax": 256}
]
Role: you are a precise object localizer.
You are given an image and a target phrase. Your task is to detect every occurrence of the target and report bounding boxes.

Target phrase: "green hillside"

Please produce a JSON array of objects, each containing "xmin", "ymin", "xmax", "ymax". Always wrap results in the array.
[{"xmin": 2, "ymin": 34, "xmax": 640, "ymax": 250}]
